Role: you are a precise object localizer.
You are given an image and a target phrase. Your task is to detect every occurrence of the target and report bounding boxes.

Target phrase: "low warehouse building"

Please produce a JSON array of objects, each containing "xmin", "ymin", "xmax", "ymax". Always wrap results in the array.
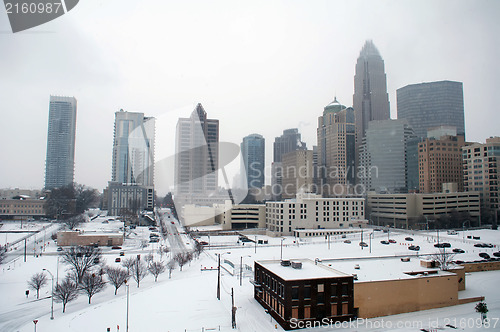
[{"xmin": 57, "ymin": 231, "xmax": 123, "ymax": 247}]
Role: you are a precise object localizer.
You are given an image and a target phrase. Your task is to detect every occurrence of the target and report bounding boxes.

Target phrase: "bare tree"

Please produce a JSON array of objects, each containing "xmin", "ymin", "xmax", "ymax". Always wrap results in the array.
[
  {"xmin": 121, "ymin": 257, "xmax": 136, "ymax": 274},
  {"xmin": 148, "ymin": 261, "xmax": 166, "ymax": 282},
  {"xmin": 106, "ymin": 266, "xmax": 129, "ymax": 295},
  {"xmin": 158, "ymin": 246, "xmax": 169, "ymax": 259},
  {"xmin": 130, "ymin": 257, "xmax": 148, "ymax": 287},
  {"xmin": 167, "ymin": 260, "xmax": 176, "ymax": 279},
  {"xmin": 174, "ymin": 252, "xmax": 191, "ymax": 271},
  {"xmin": 64, "ymin": 214, "xmax": 85, "ymax": 230},
  {"xmin": 27, "ymin": 272, "xmax": 48, "ymax": 299},
  {"xmin": 61, "ymin": 246, "xmax": 103, "ymax": 284},
  {"xmin": 144, "ymin": 253, "xmax": 154, "ymax": 264},
  {"xmin": 80, "ymin": 272, "xmax": 106, "ymax": 303},
  {"xmin": 194, "ymin": 241, "xmax": 203, "ymax": 257},
  {"xmin": 53, "ymin": 276, "xmax": 79, "ymax": 313},
  {"xmin": 430, "ymin": 249, "xmax": 456, "ymax": 270}
]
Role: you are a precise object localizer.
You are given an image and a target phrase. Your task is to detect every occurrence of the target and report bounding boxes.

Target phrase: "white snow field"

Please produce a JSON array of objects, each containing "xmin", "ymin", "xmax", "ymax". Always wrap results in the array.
[{"xmin": 0, "ymin": 217, "xmax": 499, "ymax": 332}]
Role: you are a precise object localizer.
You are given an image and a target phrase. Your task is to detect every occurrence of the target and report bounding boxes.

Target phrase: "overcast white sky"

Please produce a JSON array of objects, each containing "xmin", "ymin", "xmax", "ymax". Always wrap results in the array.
[{"xmin": 0, "ymin": 0, "xmax": 499, "ymax": 194}]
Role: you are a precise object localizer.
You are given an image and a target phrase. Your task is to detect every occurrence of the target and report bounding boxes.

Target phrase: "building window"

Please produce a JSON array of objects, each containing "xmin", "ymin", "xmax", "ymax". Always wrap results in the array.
[
  {"xmin": 304, "ymin": 286, "xmax": 311, "ymax": 299},
  {"xmin": 331, "ymin": 303, "xmax": 338, "ymax": 316},
  {"xmin": 304, "ymin": 305, "xmax": 311, "ymax": 319},
  {"xmin": 342, "ymin": 302, "xmax": 349, "ymax": 315},
  {"xmin": 292, "ymin": 306, "xmax": 299, "ymax": 319},
  {"xmin": 292, "ymin": 287, "xmax": 299, "ymax": 300}
]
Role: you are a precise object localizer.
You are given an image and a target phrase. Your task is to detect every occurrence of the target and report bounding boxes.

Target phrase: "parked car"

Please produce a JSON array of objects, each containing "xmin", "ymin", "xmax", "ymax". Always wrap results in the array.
[
  {"xmin": 171, "ymin": 221, "xmax": 175, "ymax": 224},
  {"xmin": 115, "ymin": 257, "xmax": 121, "ymax": 263},
  {"xmin": 199, "ymin": 241, "xmax": 209, "ymax": 245},
  {"xmin": 388, "ymin": 239, "xmax": 397, "ymax": 244},
  {"xmin": 447, "ymin": 230, "xmax": 458, "ymax": 235},
  {"xmin": 359, "ymin": 242, "xmax": 368, "ymax": 247},
  {"xmin": 452, "ymin": 248, "xmax": 465, "ymax": 253},
  {"xmin": 120, "ymin": 251, "xmax": 125, "ymax": 256},
  {"xmin": 479, "ymin": 253, "xmax": 490, "ymax": 259},
  {"xmin": 111, "ymin": 246, "xmax": 122, "ymax": 250},
  {"xmin": 405, "ymin": 237, "xmax": 413, "ymax": 241},
  {"xmin": 149, "ymin": 237, "xmax": 160, "ymax": 243},
  {"xmin": 344, "ymin": 240, "xmax": 351, "ymax": 244},
  {"xmin": 57, "ymin": 247, "xmax": 63, "ymax": 252},
  {"xmin": 408, "ymin": 245, "xmax": 420, "ymax": 251},
  {"xmin": 380, "ymin": 240, "xmax": 389, "ymax": 245},
  {"xmin": 493, "ymin": 252, "xmax": 500, "ymax": 258}
]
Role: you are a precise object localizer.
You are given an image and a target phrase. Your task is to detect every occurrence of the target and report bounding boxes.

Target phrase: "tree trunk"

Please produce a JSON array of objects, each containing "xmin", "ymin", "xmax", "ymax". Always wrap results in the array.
[
  {"xmin": 63, "ymin": 302, "xmax": 66, "ymax": 313},
  {"xmin": 115, "ymin": 287, "xmax": 118, "ymax": 295},
  {"xmin": 88, "ymin": 296, "xmax": 91, "ymax": 304},
  {"xmin": 36, "ymin": 289, "xmax": 39, "ymax": 299}
]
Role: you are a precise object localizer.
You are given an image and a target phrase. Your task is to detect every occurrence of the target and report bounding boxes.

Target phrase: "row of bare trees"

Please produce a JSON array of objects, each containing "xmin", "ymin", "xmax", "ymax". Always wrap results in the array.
[{"xmin": 28, "ymin": 245, "xmax": 199, "ymax": 313}]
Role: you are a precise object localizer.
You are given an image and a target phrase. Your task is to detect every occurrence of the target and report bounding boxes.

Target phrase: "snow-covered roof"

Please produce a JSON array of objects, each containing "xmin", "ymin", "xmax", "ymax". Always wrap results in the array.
[{"xmin": 257, "ymin": 259, "xmax": 350, "ymax": 281}]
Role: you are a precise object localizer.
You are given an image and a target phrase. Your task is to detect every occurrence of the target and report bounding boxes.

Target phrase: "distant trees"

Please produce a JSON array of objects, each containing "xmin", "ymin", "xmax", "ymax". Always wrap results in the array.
[
  {"xmin": 27, "ymin": 272, "xmax": 48, "ymax": 299},
  {"xmin": 53, "ymin": 276, "xmax": 79, "ymax": 313},
  {"xmin": 167, "ymin": 260, "xmax": 176, "ymax": 279},
  {"xmin": 45, "ymin": 184, "xmax": 99, "ymax": 219},
  {"xmin": 106, "ymin": 266, "xmax": 129, "ymax": 295},
  {"xmin": 148, "ymin": 261, "xmax": 166, "ymax": 282},
  {"xmin": 64, "ymin": 214, "xmax": 86, "ymax": 230},
  {"xmin": 121, "ymin": 257, "xmax": 136, "ymax": 274},
  {"xmin": 80, "ymin": 272, "xmax": 106, "ymax": 303},
  {"xmin": 61, "ymin": 246, "xmax": 103, "ymax": 284}
]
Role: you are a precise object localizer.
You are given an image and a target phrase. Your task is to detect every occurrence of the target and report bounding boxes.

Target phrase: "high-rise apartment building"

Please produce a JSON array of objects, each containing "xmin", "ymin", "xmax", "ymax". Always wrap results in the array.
[
  {"xmin": 175, "ymin": 103, "xmax": 219, "ymax": 197},
  {"xmin": 317, "ymin": 98, "xmax": 356, "ymax": 196},
  {"xmin": 112, "ymin": 110, "xmax": 155, "ymax": 186},
  {"xmin": 463, "ymin": 137, "xmax": 500, "ymax": 212},
  {"xmin": 359, "ymin": 119, "xmax": 417, "ymax": 193},
  {"xmin": 418, "ymin": 134, "xmax": 466, "ymax": 193},
  {"xmin": 271, "ymin": 129, "xmax": 307, "ymax": 200},
  {"xmin": 353, "ymin": 40, "xmax": 390, "ymax": 150},
  {"xmin": 281, "ymin": 149, "xmax": 313, "ymax": 199},
  {"xmin": 241, "ymin": 134, "xmax": 265, "ymax": 189},
  {"xmin": 45, "ymin": 96, "xmax": 77, "ymax": 189},
  {"xmin": 397, "ymin": 80, "xmax": 465, "ymax": 139}
]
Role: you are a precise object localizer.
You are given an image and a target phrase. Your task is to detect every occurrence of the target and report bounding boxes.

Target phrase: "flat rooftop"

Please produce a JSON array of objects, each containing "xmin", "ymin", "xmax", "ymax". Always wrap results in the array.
[{"xmin": 257, "ymin": 259, "xmax": 351, "ymax": 281}]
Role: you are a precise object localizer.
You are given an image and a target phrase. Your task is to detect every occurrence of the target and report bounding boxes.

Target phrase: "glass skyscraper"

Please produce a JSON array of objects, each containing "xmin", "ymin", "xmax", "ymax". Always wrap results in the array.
[
  {"xmin": 396, "ymin": 80, "xmax": 465, "ymax": 139},
  {"xmin": 44, "ymin": 96, "xmax": 77, "ymax": 189},
  {"xmin": 241, "ymin": 134, "xmax": 265, "ymax": 189}
]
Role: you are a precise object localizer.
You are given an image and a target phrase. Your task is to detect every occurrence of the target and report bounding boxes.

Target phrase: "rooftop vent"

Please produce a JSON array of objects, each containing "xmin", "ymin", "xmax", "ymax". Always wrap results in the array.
[
  {"xmin": 291, "ymin": 261, "xmax": 302, "ymax": 269},
  {"xmin": 281, "ymin": 260, "xmax": 291, "ymax": 267}
]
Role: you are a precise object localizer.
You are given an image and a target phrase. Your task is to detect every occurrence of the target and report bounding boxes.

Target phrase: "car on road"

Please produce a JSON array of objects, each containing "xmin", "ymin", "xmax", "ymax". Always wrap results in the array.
[
  {"xmin": 388, "ymin": 239, "xmax": 397, "ymax": 244},
  {"xmin": 115, "ymin": 257, "xmax": 121, "ymax": 263},
  {"xmin": 199, "ymin": 241, "xmax": 209, "ymax": 245},
  {"xmin": 408, "ymin": 245, "xmax": 420, "ymax": 251},
  {"xmin": 452, "ymin": 248, "xmax": 465, "ymax": 253},
  {"xmin": 171, "ymin": 221, "xmax": 175, "ymax": 224},
  {"xmin": 434, "ymin": 243, "xmax": 451, "ymax": 248},
  {"xmin": 111, "ymin": 246, "xmax": 122, "ymax": 250},
  {"xmin": 120, "ymin": 251, "xmax": 125, "ymax": 256},
  {"xmin": 344, "ymin": 240, "xmax": 351, "ymax": 244},
  {"xmin": 405, "ymin": 237, "xmax": 413, "ymax": 241},
  {"xmin": 380, "ymin": 240, "xmax": 389, "ymax": 245},
  {"xmin": 359, "ymin": 242, "xmax": 368, "ymax": 247},
  {"xmin": 57, "ymin": 247, "xmax": 63, "ymax": 252},
  {"xmin": 479, "ymin": 253, "xmax": 490, "ymax": 259},
  {"xmin": 493, "ymin": 252, "xmax": 500, "ymax": 258},
  {"xmin": 149, "ymin": 237, "xmax": 160, "ymax": 243}
]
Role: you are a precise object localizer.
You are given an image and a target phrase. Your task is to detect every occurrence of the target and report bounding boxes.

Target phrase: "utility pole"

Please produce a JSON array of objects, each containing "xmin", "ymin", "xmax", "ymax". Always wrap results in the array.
[
  {"xmin": 217, "ymin": 254, "xmax": 221, "ymax": 300},
  {"xmin": 328, "ymin": 234, "xmax": 330, "ymax": 250},
  {"xmin": 24, "ymin": 238, "xmax": 27, "ymax": 262},
  {"xmin": 231, "ymin": 288, "xmax": 236, "ymax": 329}
]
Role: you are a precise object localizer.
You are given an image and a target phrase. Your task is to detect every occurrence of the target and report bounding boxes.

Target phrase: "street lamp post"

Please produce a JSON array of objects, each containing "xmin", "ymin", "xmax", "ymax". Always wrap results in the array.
[
  {"xmin": 124, "ymin": 280, "xmax": 130, "ymax": 332},
  {"xmin": 42, "ymin": 269, "xmax": 54, "ymax": 320},
  {"xmin": 217, "ymin": 252, "xmax": 230, "ymax": 299},
  {"xmin": 369, "ymin": 232, "xmax": 373, "ymax": 254},
  {"xmin": 280, "ymin": 238, "xmax": 284, "ymax": 260}
]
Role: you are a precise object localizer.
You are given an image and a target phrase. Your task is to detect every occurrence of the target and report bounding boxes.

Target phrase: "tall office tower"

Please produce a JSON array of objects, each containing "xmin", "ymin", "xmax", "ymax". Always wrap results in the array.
[
  {"xmin": 175, "ymin": 103, "xmax": 219, "ymax": 197},
  {"xmin": 317, "ymin": 98, "xmax": 356, "ymax": 196},
  {"xmin": 397, "ymin": 80, "xmax": 465, "ymax": 139},
  {"xmin": 359, "ymin": 119, "xmax": 417, "ymax": 193},
  {"xmin": 112, "ymin": 109, "xmax": 155, "ymax": 186},
  {"xmin": 241, "ymin": 134, "xmax": 265, "ymax": 189},
  {"xmin": 419, "ymin": 133, "xmax": 466, "ymax": 193},
  {"xmin": 281, "ymin": 150, "xmax": 314, "ymax": 199},
  {"xmin": 271, "ymin": 128, "xmax": 307, "ymax": 200},
  {"xmin": 44, "ymin": 96, "xmax": 77, "ymax": 190},
  {"xmin": 107, "ymin": 109, "xmax": 155, "ymax": 216},
  {"xmin": 463, "ymin": 137, "xmax": 500, "ymax": 214},
  {"xmin": 353, "ymin": 40, "xmax": 390, "ymax": 151}
]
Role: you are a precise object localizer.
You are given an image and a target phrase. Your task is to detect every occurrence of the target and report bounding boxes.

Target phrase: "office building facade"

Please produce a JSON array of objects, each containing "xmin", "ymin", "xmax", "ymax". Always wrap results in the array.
[
  {"xmin": 45, "ymin": 96, "xmax": 77, "ymax": 189},
  {"xmin": 396, "ymin": 80, "xmax": 465, "ymax": 139},
  {"xmin": 353, "ymin": 40, "xmax": 390, "ymax": 151},
  {"xmin": 281, "ymin": 150, "xmax": 314, "ymax": 199}
]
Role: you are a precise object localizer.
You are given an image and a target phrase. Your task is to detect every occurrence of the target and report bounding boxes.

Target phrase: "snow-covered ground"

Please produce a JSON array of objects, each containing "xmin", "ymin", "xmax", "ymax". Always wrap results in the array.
[{"xmin": 0, "ymin": 220, "xmax": 499, "ymax": 332}]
